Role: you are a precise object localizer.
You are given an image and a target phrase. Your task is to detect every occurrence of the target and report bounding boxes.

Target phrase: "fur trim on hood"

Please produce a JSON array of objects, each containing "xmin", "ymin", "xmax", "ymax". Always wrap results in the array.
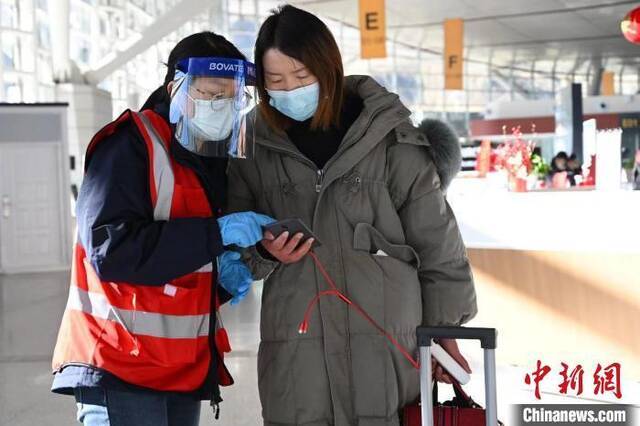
[{"xmin": 417, "ymin": 119, "xmax": 461, "ymax": 191}]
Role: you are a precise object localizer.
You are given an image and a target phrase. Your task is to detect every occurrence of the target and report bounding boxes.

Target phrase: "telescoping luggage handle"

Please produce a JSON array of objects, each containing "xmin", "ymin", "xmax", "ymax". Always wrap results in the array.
[{"xmin": 417, "ymin": 326, "xmax": 498, "ymax": 426}]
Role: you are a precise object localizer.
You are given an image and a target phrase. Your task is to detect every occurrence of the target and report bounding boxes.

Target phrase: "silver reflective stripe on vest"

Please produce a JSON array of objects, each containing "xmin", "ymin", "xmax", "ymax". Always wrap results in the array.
[
  {"xmin": 67, "ymin": 285, "xmax": 210, "ymax": 338},
  {"xmin": 196, "ymin": 263, "xmax": 213, "ymax": 273},
  {"xmin": 135, "ymin": 113, "xmax": 211, "ymax": 275},
  {"xmin": 136, "ymin": 112, "xmax": 174, "ymax": 221}
]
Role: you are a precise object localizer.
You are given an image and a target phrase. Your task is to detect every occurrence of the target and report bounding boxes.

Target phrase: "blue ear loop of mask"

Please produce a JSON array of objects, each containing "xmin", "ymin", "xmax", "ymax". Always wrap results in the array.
[
  {"xmin": 226, "ymin": 77, "xmax": 247, "ymax": 157},
  {"xmin": 169, "ymin": 70, "xmax": 196, "ymax": 148},
  {"xmin": 169, "ymin": 70, "xmax": 187, "ymax": 124}
]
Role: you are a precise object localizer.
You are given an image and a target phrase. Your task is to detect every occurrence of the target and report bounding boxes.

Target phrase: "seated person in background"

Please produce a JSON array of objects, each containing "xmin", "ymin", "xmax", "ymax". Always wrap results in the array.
[
  {"xmin": 550, "ymin": 151, "xmax": 568, "ymax": 175},
  {"xmin": 549, "ymin": 151, "xmax": 569, "ymax": 186},
  {"xmin": 567, "ymin": 153, "xmax": 583, "ymax": 186}
]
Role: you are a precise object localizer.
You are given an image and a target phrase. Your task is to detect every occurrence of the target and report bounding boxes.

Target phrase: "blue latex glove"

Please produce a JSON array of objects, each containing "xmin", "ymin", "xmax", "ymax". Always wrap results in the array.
[
  {"xmin": 217, "ymin": 212, "xmax": 275, "ymax": 248},
  {"xmin": 217, "ymin": 251, "xmax": 254, "ymax": 305}
]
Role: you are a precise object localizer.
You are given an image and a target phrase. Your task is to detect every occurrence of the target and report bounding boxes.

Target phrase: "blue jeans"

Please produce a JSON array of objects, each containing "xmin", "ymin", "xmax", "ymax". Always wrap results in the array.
[{"xmin": 73, "ymin": 387, "xmax": 201, "ymax": 426}]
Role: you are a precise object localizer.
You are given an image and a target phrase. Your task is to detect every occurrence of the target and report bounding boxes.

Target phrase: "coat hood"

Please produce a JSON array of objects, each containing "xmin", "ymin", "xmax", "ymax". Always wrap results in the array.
[
  {"xmin": 255, "ymin": 75, "xmax": 461, "ymax": 190},
  {"xmin": 346, "ymin": 76, "xmax": 462, "ymax": 191},
  {"xmin": 255, "ymin": 75, "xmax": 410, "ymax": 150},
  {"xmin": 417, "ymin": 119, "xmax": 461, "ymax": 191}
]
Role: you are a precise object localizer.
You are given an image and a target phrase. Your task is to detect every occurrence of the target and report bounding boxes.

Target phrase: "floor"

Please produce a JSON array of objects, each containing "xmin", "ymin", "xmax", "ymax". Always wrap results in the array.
[{"xmin": 0, "ymin": 271, "xmax": 638, "ymax": 426}]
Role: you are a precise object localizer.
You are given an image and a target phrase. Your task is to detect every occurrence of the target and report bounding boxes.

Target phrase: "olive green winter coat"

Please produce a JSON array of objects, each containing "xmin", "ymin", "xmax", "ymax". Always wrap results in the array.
[{"xmin": 226, "ymin": 75, "xmax": 477, "ymax": 426}]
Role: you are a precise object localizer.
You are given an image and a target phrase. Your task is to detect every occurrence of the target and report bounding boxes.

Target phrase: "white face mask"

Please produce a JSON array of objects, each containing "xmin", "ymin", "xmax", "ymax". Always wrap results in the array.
[{"xmin": 189, "ymin": 98, "xmax": 235, "ymax": 141}]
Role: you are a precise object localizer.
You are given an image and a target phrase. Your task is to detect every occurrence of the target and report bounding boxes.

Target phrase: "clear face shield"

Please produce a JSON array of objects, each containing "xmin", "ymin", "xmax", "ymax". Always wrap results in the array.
[{"xmin": 169, "ymin": 57, "xmax": 256, "ymax": 159}]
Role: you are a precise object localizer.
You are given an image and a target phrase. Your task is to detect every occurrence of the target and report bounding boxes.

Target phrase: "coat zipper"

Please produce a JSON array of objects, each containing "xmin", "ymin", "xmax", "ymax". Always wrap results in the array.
[
  {"xmin": 251, "ymin": 141, "xmax": 326, "ymax": 195},
  {"xmin": 254, "ymin": 111, "xmax": 376, "ymax": 197},
  {"xmin": 315, "ymin": 169, "xmax": 325, "ymax": 193}
]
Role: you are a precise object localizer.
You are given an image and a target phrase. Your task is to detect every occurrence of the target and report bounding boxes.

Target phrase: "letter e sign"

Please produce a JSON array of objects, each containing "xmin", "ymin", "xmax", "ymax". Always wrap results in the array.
[{"xmin": 359, "ymin": 0, "xmax": 386, "ymax": 59}]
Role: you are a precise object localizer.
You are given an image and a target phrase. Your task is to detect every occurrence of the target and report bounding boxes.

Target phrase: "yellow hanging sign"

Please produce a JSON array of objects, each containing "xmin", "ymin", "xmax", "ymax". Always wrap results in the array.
[
  {"xmin": 359, "ymin": 0, "xmax": 387, "ymax": 59},
  {"xmin": 601, "ymin": 71, "xmax": 615, "ymax": 96},
  {"xmin": 444, "ymin": 18, "xmax": 464, "ymax": 90}
]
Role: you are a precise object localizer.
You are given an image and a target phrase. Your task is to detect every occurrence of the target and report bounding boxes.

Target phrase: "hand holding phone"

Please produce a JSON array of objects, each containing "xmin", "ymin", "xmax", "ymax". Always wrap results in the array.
[
  {"xmin": 263, "ymin": 219, "xmax": 321, "ymax": 247},
  {"xmin": 261, "ymin": 219, "xmax": 319, "ymax": 264}
]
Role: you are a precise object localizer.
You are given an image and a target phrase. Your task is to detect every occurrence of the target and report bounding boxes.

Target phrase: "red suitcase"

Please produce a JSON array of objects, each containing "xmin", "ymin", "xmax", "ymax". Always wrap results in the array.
[{"xmin": 403, "ymin": 326, "xmax": 500, "ymax": 426}]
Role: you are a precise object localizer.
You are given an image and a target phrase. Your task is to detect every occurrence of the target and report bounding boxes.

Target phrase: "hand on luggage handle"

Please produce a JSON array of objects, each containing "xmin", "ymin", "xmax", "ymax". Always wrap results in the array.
[
  {"xmin": 416, "ymin": 326, "xmax": 499, "ymax": 426},
  {"xmin": 417, "ymin": 325, "xmax": 497, "ymax": 349},
  {"xmin": 430, "ymin": 341, "xmax": 472, "ymax": 385}
]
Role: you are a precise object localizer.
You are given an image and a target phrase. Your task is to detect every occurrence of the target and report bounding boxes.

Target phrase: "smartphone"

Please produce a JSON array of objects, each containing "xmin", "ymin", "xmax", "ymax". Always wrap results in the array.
[{"xmin": 263, "ymin": 218, "xmax": 321, "ymax": 247}]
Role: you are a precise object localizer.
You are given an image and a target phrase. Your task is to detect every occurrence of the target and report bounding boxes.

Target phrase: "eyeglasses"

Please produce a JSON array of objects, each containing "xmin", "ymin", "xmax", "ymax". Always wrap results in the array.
[{"xmin": 187, "ymin": 90, "xmax": 253, "ymax": 112}]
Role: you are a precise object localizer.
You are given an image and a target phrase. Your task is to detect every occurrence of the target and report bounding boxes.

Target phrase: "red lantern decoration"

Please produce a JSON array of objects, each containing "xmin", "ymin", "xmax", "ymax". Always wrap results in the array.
[{"xmin": 621, "ymin": 6, "xmax": 640, "ymax": 44}]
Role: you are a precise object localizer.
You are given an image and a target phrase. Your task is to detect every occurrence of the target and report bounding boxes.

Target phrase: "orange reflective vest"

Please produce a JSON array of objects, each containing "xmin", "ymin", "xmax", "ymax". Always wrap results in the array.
[{"xmin": 52, "ymin": 109, "xmax": 233, "ymax": 392}]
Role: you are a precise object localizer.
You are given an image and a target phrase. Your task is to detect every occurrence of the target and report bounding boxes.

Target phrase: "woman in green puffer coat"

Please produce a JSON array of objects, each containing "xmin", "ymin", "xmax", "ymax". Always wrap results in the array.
[{"xmin": 226, "ymin": 5, "xmax": 478, "ymax": 426}]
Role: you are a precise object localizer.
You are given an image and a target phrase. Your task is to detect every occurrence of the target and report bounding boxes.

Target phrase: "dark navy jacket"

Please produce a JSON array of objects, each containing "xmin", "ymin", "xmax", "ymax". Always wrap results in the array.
[{"xmin": 52, "ymin": 98, "xmax": 231, "ymax": 401}]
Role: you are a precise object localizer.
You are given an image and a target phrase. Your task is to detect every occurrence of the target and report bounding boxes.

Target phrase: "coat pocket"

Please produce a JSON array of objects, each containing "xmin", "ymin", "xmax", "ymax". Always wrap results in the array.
[
  {"xmin": 131, "ymin": 283, "xmax": 205, "ymax": 366},
  {"xmin": 95, "ymin": 282, "xmax": 204, "ymax": 367},
  {"xmin": 350, "ymin": 223, "xmax": 422, "ymax": 416},
  {"xmin": 353, "ymin": 223, "xmax": 420, "ymax": 268},
  {"xmin": 351, "ymin": 223, "xmax": 422, "ymax": 328}
]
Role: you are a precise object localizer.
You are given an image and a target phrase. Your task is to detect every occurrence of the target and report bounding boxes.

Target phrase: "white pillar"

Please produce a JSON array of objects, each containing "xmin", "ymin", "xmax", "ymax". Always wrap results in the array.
[
  {"xmin": 55, "ymin": 84, "xmax": 113, "ymax": 191},
  {"xmin": 50, "ymin": 0, "xmax": 72, "ymax": 82}
]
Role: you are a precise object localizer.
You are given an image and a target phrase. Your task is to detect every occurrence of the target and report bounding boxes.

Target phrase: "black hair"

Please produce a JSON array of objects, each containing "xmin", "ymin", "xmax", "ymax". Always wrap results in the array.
[
  {"xmin": 254, "ymin": 4, "xmax": 344, "ymax": 131},
  {"xmin": 141, "ymin": 31, "xmax": 246, "ymax": 111}
]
